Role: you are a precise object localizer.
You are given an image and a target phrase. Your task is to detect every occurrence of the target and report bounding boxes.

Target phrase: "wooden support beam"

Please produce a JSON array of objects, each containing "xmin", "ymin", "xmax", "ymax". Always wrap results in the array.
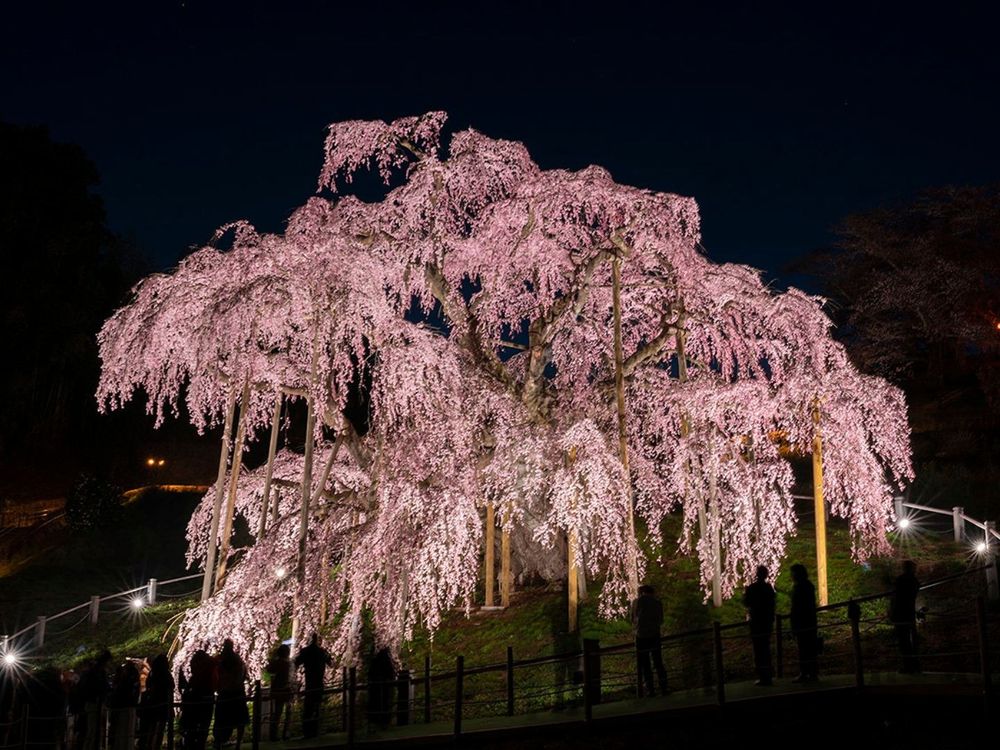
[
  {"xmin": 259, "ymin": 394, "xmax": 283, "ymax": 537},
  {"xmin": 501, "ymin": 524, "xmax": 512, "ymax": 608},
  {"xmin": 812, "ymin": 398, "xmax": 829, "ymax": 606},
  {"xmin": 202, "ymin": 391, "xmax": 236, "ymax": 602},
  {"xmin": 216, "ymin": 378, "xmax": 250, "ymax": 589},
  {"xmin": 485, "ymin": 504, "xmax": 496, "ymax": 607}
]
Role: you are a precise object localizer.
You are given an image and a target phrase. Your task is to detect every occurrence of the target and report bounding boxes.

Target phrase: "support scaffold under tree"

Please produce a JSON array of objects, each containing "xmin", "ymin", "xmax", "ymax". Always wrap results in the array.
[{"xmin": 96, "ymin": 112, "xmax": 912, "ymax": 676}]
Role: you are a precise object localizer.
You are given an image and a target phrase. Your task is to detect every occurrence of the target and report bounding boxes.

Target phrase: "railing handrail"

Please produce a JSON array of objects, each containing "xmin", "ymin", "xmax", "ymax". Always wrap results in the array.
[{"xmin": 5, "ymin": 573, "xmax": 203, "ymax": 641}]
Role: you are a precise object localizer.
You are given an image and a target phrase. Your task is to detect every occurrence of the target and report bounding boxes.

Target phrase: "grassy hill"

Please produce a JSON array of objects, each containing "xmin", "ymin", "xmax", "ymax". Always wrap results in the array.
[{"xmin": 1, "ymin": 489, "xmax": 977, "ymax": 683}]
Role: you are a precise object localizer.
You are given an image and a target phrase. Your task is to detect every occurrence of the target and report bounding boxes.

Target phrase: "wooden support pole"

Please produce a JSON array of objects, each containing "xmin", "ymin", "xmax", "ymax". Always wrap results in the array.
[
  {"xmin": 712, "ymin": 621, "xmax": 725, "ymax": 705},
  {"xmin": 297, "ymin": 397, "xmax": 316, "ymax": 582},
  {"xmin": 708, "ymin": 448, "xmax": 722, "ymax": 608},
  {"xmin": 485, "ymin": 503, "xmax": 496, "ymax": 607},
  {"xmin": 202, "ymin": 390, "xmax": 237, "ymax": 602},
  {"xmin": 501, "ymin": 524, "xmax": 512, "ymax": 608},
  {"xmin": 216, "ymin": 379, "xmax": 251, "ymax": 589},
  {"xmin": 611, "ymin": 255, "xmax": 640, "ymax": 600},
  {"xmin": 89, "ymin": 595, "xmax": 100, "ymax": 625},
  {"xmin": 812, "ymin": 398, "xmax": 829, "ymax": 606},
  {"xmin": 259, "ymin": 394, "xmax": 283, "ymax": 538}
]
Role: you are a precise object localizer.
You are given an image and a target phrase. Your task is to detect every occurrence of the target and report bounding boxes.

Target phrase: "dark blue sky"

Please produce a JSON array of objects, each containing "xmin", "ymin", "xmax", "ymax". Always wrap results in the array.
[{"xmin": 3, "ymin": 1, "xmax": 999, "ymax": 286}]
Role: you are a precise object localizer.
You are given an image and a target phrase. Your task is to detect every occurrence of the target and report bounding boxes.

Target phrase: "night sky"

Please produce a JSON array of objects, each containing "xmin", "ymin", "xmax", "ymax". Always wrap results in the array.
[{"xmin": 3, "ymin": 1, "xmax": 999, "ymax": 285}]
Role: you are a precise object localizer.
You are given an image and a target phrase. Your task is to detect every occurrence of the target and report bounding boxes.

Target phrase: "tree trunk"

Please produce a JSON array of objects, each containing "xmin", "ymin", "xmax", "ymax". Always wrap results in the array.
[
  {"xmin": 485, "ymin": 503, "xmax": 496, "ymax": 607},
  {"xmin": 611, "ymin": 255, "xmax": 640, "ymax": 600}
]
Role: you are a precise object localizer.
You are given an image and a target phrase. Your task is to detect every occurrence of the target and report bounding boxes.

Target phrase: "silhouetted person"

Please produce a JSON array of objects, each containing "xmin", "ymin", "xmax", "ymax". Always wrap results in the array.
[
  {"xmin": 743, "ymin": 565, "xmax": 776, "ymax": 686},
  {"xmin": 138, "ymin": 654, "xmax": 174, "ymax": 750},
  {"xmin": 295, "ymin": 633, "xmax": 332, "ymax": 738},
  {"xmin": 890, "ymin": 560, "xmax": 921, "ymax": 674},
  {"xmin": 108, "ymin": 660, "xmax": 140, "ymax": 749},
  {"xmin": 23, "ymin": 666, "xmax": 65, "ymax": 747},
  {"xmin": 78, "ymin": 649, "xmax": 112, "ymax": 750},
  {"xmin": 631, "ymin": 584, "xmax": 669, "ymax": 697},
  {"xmin": 213, "ymin": 639, "xmax": 249, "ymax": 750},
  {"xmin": 179, "ymin": 649, "xmax": 216, "ymax": 750},
  {"xmin": 367, "ymin": 648, "xmax": 396, "ymax": 729},
  {"xmin": 265, "ymin": 645, "xmax": 293, "ymax": 741},
  {"xmin": 789, "ymin": 564, "xmax": 818, "ymax": 682}
]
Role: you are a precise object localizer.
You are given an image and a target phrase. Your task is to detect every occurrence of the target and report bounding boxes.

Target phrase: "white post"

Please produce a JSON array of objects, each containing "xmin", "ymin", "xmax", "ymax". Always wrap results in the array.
[
  {"xmin": 89, "ymin": 595, "xmax": 100, "ymax": 625},
  {"xmin": 147, "ymin": 578, "xmax": 158, "ymax": 605},
  {"xmin": 34, "ymin": 616, "xmax": 45, "ymax": 649},
  {"xmin": 986, "ymin": 522, "xmax": 999, "ymax": 602},
  {"xmin": 953, "ymin": 507, "xmax": 965, "ymax": 543},
  {"xmin": 894, "ymin": 497, "xmax": 905, "ymax": 522}
]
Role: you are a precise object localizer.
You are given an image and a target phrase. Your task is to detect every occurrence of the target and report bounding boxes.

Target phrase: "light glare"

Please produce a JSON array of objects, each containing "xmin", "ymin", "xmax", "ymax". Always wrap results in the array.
[
  {"xmin": 898, "ymin": 518, "xmax": 911, "ymax": 530},
  {"xmin": 131, "ymin": 597, "xmax": 145, "ymax": 610},
  {"xmin": 275, "ymin": 566, "xmax": 287, "ymax": 580},
  {"xmin": 2, "ymin": 653, "xmax": 16, "ymax": 666}
]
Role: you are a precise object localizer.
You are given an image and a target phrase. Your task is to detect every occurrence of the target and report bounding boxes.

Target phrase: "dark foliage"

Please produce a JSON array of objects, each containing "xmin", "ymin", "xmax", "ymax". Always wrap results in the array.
[{"xmin": 65, "ymin": 474, "xmax": 123, "ymax": 530}]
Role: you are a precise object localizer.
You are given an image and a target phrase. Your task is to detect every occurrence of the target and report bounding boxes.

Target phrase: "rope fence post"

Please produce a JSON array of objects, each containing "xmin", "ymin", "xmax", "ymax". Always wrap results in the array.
[
  {"xmin": 147, "ymin": 578, "xmax": 158, "ymax": 605},
  {"xmin": 985, "ymin": 522, "xmax": 999, "ymax": 601},
  {"xmin": 33, "ymin": 616, "xmax": 45, "ymax": 650},
  {"xmin": 712, "ymin": 622, "xmax": 725, "ymax": 705},
  {"xmin": 953, "ymin": 507, "xmax": 965, "ymax": 542},
  {"xmin": 453, "ymin": 655, "xmax": 464, "ymax": 738},
  {"xmin": 89, "ymin": 595, "xmax": 100, "ymax": 625}
]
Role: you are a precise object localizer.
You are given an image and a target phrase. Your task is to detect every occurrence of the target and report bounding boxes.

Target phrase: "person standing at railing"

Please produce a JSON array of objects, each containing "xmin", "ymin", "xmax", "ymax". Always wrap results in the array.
[
  {"xmin": 631, "ymin": 584, "xmax": 669, "ymax": 697},
  {"xmin": 179, "ymin": 649, "xmax": 216, "ymax": 750},
  {"xmin": 77, "ymin": 649, "xmax": 112, "ymax": 750},
  {"xmin": 265, "ymin": 644, "xmax": 293, "ymax": 742},
  {"xmin": 890, "ymin": 560, "xmax": 922, "ymax": 674},
  {"xmin": 137, "ymin": 654, "xmax": 173, "ymax": 750},
  {"xmin": 743, "ymin": 565, "xmax": 776, "ymax": 686},
  {"xmin": 789, "ymin": 564, "xmax": 819, "ymax": 683},
  {"xmin": 213, "ymin": 639, "xmax": 249, "ymax": 750},
  {"xmin": 107, "ymin": 660, "xmax": 140, "ymax": 749},
  {"xmin": 295, "ymin": 633, "xmax": 332, "ymax": 739}
]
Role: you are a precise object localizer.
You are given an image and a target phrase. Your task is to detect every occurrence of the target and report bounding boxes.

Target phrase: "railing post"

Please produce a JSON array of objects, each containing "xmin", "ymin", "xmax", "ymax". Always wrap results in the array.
[
  {"xmin": 506, "ymin": 646, "xmax": 515, "ymax": 717},
  {"xmin": 975, "ymin": 596, "xmax": 992, "ymax": 716},
  {"xmin": 453, "ymin": 655, "xmax": 464, "ymax": 738},
  {"xmin": 33, "ymin": 616, "xmax": 45, "ymax": 650},
  {"xmin": 147, "ymin": 578, "xmax": 158, "ymax": 605},
  {"xmin": 985, "ymin": 523, "xmax": 999, "ymax": 602},
  {"xmin": 251, "ymin": 679, "xmax": 262, "ymax": 750},
  {"xmin": 423, "ymin": 656, "xmax": 431, "ymax": 724},
  {"xmin": 347, "ymin": 666, "xmax": 357, "ymax": 748},
  {"xmin": 893, "ymin": 497, "xmax": 904, "ymax": 522},
  {"xmin": 396, "ymin": 669, "xmax": 410, "ymax": 726},
  {"xmin": 341, "ymin": 667, "xmax": 348, "ymax": 732},
  {"xmin": 712, "ymin": 622, "xmax": 725, "ymax": 705},
  {"xmin": 775, "ymin": 614, "xmax": 784, "ymax": 679},
  {"xmin": 89, "ymin": 595, "xmax": 100, "ymax": 625},
  {"xmin": 953, "ymin": 507, "xmax": 965, "ymax": 542},
  {"xmin": 848, "ymin": 600, "xmax": 864, "ymax": 689},
  {"xmin": 582, "ymin": 638, "xmax": 600, "ymax": 722}
]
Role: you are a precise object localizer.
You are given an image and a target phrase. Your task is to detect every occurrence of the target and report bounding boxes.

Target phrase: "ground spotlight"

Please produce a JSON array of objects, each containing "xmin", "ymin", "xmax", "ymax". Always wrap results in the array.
[
  {"xmin": 275, "ymin": 566, "xmax": 287, "ymax": 580},
  {"xmin": 898, "ymin": 518, "xmax": 911, "ymax": 530},
  {"xmin": 975, "ymin": 541, "xmax": 989, "ymax": 555},
  {"xmin": 2, "ymin": 652, "xmax": 17, "ymax": 667},
  {"xmin": 131, "ymin": 596, "xmax": 146, "ymax": 610}
]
